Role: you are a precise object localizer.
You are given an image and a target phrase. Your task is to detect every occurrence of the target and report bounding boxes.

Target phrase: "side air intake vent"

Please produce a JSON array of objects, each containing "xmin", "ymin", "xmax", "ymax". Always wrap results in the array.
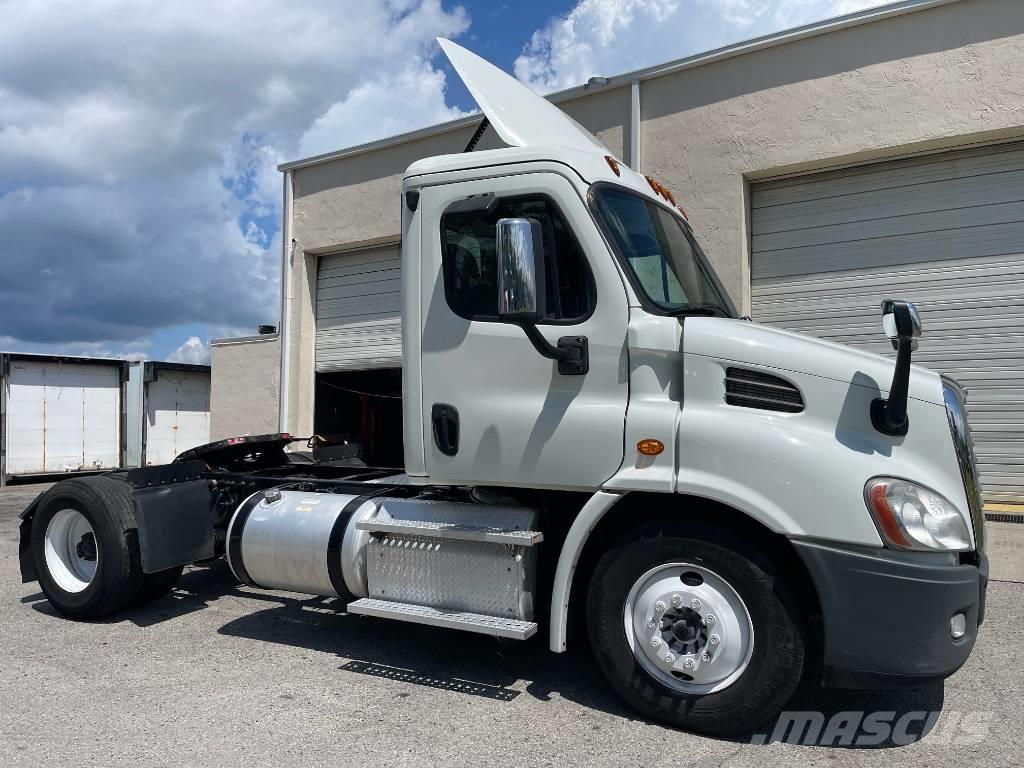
[{"xmin": 725, "ymin": 367, "xmax": 804, "ymax": 413}]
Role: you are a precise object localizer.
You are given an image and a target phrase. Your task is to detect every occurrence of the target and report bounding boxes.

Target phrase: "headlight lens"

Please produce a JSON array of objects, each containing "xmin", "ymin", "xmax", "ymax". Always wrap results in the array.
[{"xmin": 865, "ymin": 477, "xmax": 972, "ymax": 551}]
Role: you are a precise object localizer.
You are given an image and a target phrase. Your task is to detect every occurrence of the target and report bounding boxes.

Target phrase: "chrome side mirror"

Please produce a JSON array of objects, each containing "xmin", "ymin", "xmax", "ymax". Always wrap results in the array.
[{"xmin": 496, "ymin": 217, "xmax": 546, "ymax": 323}]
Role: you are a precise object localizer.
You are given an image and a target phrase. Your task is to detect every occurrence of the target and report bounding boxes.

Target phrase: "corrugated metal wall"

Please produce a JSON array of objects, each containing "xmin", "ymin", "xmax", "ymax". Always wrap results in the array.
[
  {"xmin": 315, "ymin": 244, "xmax": 402, "ymax": 372},
  {"xmin": 751, "ymin": 142, "xmax": 1024, "ymax": 503}
]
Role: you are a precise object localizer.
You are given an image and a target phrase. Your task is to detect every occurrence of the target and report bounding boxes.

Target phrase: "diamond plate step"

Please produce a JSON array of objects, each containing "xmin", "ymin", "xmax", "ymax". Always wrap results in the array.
[
  {"xmin": 355, "ymin": 516, "xmax": 543, "ymax": 546},
  {"xmin": 347, "ymin": 598, "xmax": 537, "ymax": 640}
]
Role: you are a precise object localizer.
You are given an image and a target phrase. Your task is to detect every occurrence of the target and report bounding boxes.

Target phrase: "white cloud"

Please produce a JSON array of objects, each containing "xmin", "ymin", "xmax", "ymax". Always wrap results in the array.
[
  {"xmin": 3, "ymin": 0, "xmax": 897, "ymax": 359},
  {"xmin": 300, "ymin": 64, "xmax": 470, "ymax": 158},
  {"xmin": 514, "ymin": 0, "xmax": 891, "ymax": 92},
  {"xmin": 167, "ymin": 336, "xmax": 210, "ymax": 365},
  {"xmin": 0, "ymin": 0, "xmax": 468, "ymax": 356}
]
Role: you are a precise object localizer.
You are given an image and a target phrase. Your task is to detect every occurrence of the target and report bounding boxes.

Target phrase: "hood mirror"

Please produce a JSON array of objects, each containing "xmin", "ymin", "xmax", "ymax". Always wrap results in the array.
[
  {"xmin": 872, "ymin": 299, "xmax": 922, "ymax": 437},
  {"xmin": 882, "ymin": 299, "xmax": 922, "ymax": 350}
]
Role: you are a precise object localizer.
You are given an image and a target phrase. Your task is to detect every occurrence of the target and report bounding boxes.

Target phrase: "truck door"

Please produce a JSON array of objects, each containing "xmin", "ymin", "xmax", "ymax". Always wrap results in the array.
[{"xmin": 418, "ymin": 171, "xmax": 629, "ymax": 489}]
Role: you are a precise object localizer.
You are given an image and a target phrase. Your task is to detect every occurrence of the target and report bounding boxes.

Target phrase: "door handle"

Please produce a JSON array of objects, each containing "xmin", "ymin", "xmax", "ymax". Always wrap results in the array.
[{"xmin": 431, "ymin": 403, "xmax": 459, "ymax": 456}]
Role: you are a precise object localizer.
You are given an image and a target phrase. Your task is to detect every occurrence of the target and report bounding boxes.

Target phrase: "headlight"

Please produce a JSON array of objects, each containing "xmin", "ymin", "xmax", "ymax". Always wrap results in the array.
[{"xmin": 864, "ymin": 477, "xmax": 972, "ymax": 551}]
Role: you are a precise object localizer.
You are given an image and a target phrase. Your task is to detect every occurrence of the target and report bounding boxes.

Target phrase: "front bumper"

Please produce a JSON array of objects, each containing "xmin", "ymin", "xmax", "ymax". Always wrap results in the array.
[{"xmin": 794, "ymin": 540, "xmax": 987, "ymax": 689}]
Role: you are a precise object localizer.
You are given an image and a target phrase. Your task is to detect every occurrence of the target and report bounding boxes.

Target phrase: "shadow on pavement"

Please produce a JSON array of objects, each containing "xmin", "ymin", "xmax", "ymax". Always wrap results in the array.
[{"xmin": 27, "ymin": 558, "xmax": 946, "ymax": 746}]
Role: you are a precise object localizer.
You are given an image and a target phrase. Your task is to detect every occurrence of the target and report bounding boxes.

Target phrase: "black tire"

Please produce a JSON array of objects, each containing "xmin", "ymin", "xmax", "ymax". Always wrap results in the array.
[
  {"xmin": 586, "ymin": 521, "xmax": 805, "ymax": 736},
  {"xmin": 31, "ymin": 476, "xmax": 144, "ymax": 619},
  {"xmin": 136, "ymin": 565, "xmax": 185, "ymax": 605}
]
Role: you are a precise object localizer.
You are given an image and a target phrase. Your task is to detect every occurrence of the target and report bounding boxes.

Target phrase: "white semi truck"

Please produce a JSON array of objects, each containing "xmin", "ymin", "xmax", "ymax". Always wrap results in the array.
[{"xmin": 18, "ymin": 40, "xmax": 987, "ymax": 736}]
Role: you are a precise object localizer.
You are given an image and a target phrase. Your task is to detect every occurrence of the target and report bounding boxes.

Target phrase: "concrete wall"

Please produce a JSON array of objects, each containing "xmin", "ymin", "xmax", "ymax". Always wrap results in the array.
[
  {"xmin": 210, "ymin": 334, "xmax": 280, "ymax": 440},
  {"xmin": 640, "ymin": 0, "xmax": 1024, "ymax": 312},
  {"xmin": 281, "ymin": 0, "xmax": 1024, "ymax": 433}
]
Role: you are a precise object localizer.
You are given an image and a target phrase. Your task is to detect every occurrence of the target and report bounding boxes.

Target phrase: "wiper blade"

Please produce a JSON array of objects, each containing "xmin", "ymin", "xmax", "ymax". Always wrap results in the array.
[{"xmin": 668, "ymin": 303, "xmax": 730, "ymax": 318}]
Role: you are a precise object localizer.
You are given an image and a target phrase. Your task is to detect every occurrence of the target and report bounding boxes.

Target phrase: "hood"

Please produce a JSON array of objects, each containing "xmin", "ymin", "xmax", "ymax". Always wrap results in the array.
[
  {"xmin": 437, "ymin": 38, "xmax": 609, "ymax": 154},
  {"xmin": 683, "ymin": 317, "xmax": 945, "ymax": 406}
]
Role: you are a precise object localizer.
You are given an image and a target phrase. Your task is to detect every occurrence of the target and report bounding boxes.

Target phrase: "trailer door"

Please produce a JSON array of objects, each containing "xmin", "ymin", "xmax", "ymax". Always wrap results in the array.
[
  {"xmin": 144, "ymin": 370, "xmax": 211, "ymax": 465},
  {"xmin": 5, "ymin": 360, "xmax": 121, "ymax": 475}
]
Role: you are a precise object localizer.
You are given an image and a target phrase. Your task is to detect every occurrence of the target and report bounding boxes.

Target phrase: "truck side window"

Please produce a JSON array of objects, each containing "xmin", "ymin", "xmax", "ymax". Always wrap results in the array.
[{"xmin": 441, "ymin": 195, "xmax": 595, "ymax": 323}]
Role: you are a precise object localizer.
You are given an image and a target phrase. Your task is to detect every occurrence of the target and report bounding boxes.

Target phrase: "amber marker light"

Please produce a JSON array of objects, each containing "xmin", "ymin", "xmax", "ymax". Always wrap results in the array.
[
  {"xmin": 865, "ymin": 480, "xmax": 911, "ymax": 548},
  {"xmin": 637, "ymin": 439, "xmax": 664, "ymax": 456},
  {"xmin": 605, "ymin": 155, "xmax": 621, "ymax": 176}
]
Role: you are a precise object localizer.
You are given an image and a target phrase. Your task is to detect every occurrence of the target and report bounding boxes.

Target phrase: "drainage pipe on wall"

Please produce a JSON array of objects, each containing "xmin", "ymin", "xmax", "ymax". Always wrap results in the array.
[
  {"xmin": 278, "ymin": 170, "xmax": 294, "ymax": 433},
  {"xmin": 629, "ymin": 79, "xmax": 641, "ymax": 172}
]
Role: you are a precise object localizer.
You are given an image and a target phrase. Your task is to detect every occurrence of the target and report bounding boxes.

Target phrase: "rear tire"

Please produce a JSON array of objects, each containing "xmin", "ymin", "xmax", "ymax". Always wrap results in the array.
[
  {"xmin": 586, "ymin": 521, "xmax": 805, "ymax": 736},
  {"xmin": 31, "ymin": 476, "xmax": 145, "ymax": 619}
]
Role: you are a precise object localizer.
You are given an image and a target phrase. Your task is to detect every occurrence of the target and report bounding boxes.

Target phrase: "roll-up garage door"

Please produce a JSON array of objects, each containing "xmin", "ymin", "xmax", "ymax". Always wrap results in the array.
[
  {"xmin": 751, "ymin": 141, "xmax": 1024, "ymax": 503},
  {"xmin": 315, "ymin": 244, "xmax": 402, "ymax": 372}
]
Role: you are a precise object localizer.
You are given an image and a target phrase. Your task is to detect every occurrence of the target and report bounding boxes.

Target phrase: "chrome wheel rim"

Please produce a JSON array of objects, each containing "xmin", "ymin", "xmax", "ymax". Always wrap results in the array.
[
  {"xmin": 44, "ymin": 509, "xmax": 98, "ymax": 593},
  {"xmin": 623, "ymin": 562, "xmax": 754, "ymax": 694}
]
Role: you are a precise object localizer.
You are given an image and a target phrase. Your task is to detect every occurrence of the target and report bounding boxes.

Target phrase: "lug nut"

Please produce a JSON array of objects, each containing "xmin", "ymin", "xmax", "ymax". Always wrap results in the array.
[
  {"xmin": 671, "ymin": 594, "xmax": 682, "ymax": 607},
  {"xmin": 650, "ymin": 638, "xmax": 661, "ymax": 649},
  {"xmin": 654, "ymin": 601, "xmax": 666, "ymax": 613},
  {"xmin": 683, "ymin": 659, "xmax": 694, "ymax": 670},
  {"xmin": 690, "ymin": 598, "xmax": 701, "ymax": 610},
  {"xmin": 665, "ymin": 653, "xmax": 676, "ymax": 663},
  {"xmin": 709, "ymin": 634, "xmax": 720, "ymax": 646},
  {"xmin": 705, "ymin": 614, "xmax": 716, "ymax": 626},
  {"xmin": 647, "ymin": 619, "xmax": 656, "ymax": 628},
  {"xmin": 701, "ymin": 653, "xmax": 711, "ymax": 662}
]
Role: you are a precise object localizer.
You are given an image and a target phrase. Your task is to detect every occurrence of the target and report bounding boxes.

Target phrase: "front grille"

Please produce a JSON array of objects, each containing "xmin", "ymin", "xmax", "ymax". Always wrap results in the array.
[
  {"xmin": 724, "ymin": 367, "xmax": 804, "ymax": 413},
  {"xmin": 942, "ymin": 376, "xmax": 985, "ymax": 552}
]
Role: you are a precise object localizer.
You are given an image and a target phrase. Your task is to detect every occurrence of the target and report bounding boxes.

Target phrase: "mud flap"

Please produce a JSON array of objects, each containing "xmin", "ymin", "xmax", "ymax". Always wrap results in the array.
[{"xmin": 131, "ymin": 479, "xmax": 216, "ymax": 573}]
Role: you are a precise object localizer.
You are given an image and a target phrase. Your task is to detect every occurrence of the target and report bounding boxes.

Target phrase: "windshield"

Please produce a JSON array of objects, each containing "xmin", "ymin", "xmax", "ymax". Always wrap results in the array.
[{"xmin": 593, "ymin": 186, "xmax": 735, "ymax": 317}]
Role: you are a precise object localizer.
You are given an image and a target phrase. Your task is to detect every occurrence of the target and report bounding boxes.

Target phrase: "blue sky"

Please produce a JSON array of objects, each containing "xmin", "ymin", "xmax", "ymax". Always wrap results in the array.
[
  {"xmin": 440, "ymin": 1, "xmax": 575, "ymax": 111},
  {"xmin": 0, "ymin": 0, "xmax": 888, "ymax": 363}
]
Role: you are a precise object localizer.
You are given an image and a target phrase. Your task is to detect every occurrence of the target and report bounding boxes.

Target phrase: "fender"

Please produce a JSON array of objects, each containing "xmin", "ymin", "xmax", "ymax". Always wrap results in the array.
[
  {"xmin": 546, "ymin": 484, "xmax": 788, "ymax": 653},
  {"xmin": 548, "ymin": 490, "xmax": 623, "ymax": 652},
  {"xmin": 17, "ymin": 489, "xmax": 50, "ymax": 583},
  {"xmin": 19, "ymin": 464, "xmax": 216, "ymax": 583},
  {"xmin": 547, "ymin": 475, "xmax": 864, "ymax": 653}
]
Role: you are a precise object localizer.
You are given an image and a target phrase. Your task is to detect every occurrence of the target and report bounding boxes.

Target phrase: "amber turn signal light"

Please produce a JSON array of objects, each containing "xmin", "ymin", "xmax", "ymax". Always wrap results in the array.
[
  {"xmin": 605, "ymin": 155, "xmax": 621, "ymax": 176},
  {"xmin": 637, "ymin": 439, "xmax": 664, "ymax": 456}
]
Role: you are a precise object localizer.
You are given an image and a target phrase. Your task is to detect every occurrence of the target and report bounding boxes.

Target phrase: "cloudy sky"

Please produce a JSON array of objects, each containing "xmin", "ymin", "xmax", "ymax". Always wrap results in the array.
[{"xmin": 0, "ymin": 0, "xmax": 889, "ymax": 364}]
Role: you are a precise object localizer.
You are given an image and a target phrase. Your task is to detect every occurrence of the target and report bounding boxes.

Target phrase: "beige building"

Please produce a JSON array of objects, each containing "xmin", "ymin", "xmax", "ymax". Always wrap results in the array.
[
  {"xmin": 214, "ymin": 0, "xmax": 1024, "ymax": 498},
  {"xmin": 209, "ymin": 332, "xmax": 280, "ymax": 440}
]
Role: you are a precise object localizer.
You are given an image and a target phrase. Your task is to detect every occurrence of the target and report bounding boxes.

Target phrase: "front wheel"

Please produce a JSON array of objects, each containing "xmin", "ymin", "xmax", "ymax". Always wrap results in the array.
[{"xmin": 586, "ymin": 523, "xmax": 805, "ymax": 736}]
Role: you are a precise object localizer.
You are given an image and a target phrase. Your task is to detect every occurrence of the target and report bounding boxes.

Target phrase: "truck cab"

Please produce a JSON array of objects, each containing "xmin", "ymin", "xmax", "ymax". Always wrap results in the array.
[{"xmin": 18, "ymin": 39, "xmax": 987, "ymax": 736}]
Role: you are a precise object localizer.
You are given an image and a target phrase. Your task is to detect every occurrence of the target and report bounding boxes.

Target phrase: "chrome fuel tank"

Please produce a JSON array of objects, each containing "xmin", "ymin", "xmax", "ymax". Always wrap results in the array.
[{"xmin": 226, "ymin": 490, "xmax": 382, "ymax": 597}]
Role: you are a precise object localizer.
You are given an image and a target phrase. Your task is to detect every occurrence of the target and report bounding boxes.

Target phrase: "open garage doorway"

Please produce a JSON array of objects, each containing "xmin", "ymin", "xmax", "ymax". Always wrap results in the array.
[{"xmin": 313, "ymin": 368, "xmax": 403, "ymax": 469}]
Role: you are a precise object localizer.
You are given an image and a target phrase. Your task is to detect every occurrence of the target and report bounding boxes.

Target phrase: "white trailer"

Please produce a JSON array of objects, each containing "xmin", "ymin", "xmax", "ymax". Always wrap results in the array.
[
  {"xmin": 1, "ymin": 353, "xmax": 126, "ymax": 485},
  {"xmin": 17, "ymin": 41, "xmax": 988, "ymax": 736},
  {"xmin": 125, "ymin": 362, "xmax": 211, "ymax": 468}
]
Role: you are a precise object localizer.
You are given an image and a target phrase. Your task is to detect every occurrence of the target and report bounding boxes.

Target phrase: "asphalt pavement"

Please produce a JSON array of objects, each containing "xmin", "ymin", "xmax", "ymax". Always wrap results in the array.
[{"xmin": 2, "ymin": 482, "xmax": 1022, "ymax": 767}]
